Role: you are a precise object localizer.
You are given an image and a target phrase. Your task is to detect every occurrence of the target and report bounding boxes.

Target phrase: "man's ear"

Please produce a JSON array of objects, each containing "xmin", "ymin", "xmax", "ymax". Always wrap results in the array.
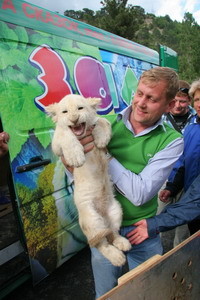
[
  {"xmin": 45, "ymin": 104, "xmax": 58, "ymax": 122},
  {"xmin": 87, "ymin": 97, "xmax": 102, "ymax": 110},
  {"xmin": 166, "ymin": 99, "xmax": 175, "ymax": 113}
]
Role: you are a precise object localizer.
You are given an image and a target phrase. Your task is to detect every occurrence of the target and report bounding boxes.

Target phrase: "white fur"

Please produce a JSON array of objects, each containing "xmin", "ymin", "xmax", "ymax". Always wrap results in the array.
[{"xmin": 46, "ymin": 94, "xmax": 131, "ymax": 266}]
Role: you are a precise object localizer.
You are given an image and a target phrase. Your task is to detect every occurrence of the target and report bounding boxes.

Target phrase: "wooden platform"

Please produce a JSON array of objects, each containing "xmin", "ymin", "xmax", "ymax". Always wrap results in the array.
[{"xmin": 98, "ymin": 231, "xmax": 200, "ymax": 300}]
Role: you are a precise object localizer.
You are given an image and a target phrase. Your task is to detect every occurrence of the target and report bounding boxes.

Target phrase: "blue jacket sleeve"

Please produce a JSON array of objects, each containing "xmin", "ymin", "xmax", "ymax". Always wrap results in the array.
[
  {"xmin": 165, "ymin": 127, "xmax": 191, "ymax": 196},
  {"xmin": 147, "ymin": 174, "xmax": 200, "ymax": 238}
]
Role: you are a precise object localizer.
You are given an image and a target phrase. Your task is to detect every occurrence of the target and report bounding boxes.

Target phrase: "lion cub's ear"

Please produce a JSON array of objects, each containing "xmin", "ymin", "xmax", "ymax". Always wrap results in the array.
[
  {"xmin": 86, "ymin": 97, "xmax": 102, "ymax": 110},
  {"xmin": 45, "ymin": 103, "xmax": 59, "ymax": 122}
]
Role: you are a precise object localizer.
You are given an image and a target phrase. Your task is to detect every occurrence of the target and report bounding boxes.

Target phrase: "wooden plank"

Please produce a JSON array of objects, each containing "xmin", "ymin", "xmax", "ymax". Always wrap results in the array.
[
  {"xmin": 98, "ymin": 231, "xmax": 200, "ymax": 300},
  {"xmin": 0, "ymin": 203, "xmax": 12, "ymax": 217},
  {"xmin": 118, "ymin": 254, "xmax": 162, "ymax": 285}
]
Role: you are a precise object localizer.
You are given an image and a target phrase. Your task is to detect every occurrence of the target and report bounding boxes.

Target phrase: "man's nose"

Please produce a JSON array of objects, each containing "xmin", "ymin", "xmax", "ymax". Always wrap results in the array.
[
  {"xmin": 138, "ymin": 96, "xmax": 147, "ymax": 107},
  {"xmin": 175, "ymin": 101, "xmax": 180, "ymax": 107}
]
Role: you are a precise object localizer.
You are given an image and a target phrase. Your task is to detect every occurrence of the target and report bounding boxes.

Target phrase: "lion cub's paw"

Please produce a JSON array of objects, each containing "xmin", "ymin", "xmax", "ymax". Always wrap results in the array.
[
  {"xmin": 107, "ymin": 247, "xmax": 126, "ymax": 267},
  {"xmin": 94, "ymin": 135, "xmax": 110, "ymax": 149},
  {"xmin": 65, "ymin": 152, "xmax": 85, "ymax": 168},
  {"xmin": 113, "ymin": 236, "xmax": 132, "ymax": 252}
]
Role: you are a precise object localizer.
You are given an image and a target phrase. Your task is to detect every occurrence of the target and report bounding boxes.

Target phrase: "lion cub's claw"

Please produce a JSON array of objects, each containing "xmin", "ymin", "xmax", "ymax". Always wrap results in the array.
[
  {"xmin": 108, "ymin": 248, "xmax": 126, "ymax": 267},
  {"xmin": 65, "ymin": 153, "xmax": 85, "ymax": 168},
  {"xmin": 95, "ymin": 138, "xmax": 110, "ymax": 148},
  {"xmin": 113, "ymin": 236, "xmax": 132, "ymax": 252}
]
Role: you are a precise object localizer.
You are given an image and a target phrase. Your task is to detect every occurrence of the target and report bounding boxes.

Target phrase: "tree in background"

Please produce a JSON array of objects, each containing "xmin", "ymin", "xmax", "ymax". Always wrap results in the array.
[{"xmin": 64, "ymin": 0, "xmax": 200, "ymax": 82}]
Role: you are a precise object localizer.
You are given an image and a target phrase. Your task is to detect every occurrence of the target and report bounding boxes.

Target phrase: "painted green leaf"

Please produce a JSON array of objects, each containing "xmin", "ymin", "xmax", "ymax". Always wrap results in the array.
[
  {"xmin": 13, "ymin": 26, "xmax": 29, "ymax": 50},
  {"xmin": 28, "ymin": 33, "xmax": 53, "ymax": 48},
  {"xmin": 0, "ymin": 21, "xmax": 18, "ymax": 49},
  {"xmin": 121, "ymin": 67, "xmax": 138, "ymax": 105}
]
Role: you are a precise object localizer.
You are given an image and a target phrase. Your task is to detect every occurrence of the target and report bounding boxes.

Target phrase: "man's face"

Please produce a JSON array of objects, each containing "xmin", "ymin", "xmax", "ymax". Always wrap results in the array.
[
  {"xmin": 193, "ymin": 89, "xmax": 200, "ymax": 117},
  {"xmin": 131, "ymin": 79, "xmax": 174, "ymax": 128},
  {"xmin": 170, "ymin": 94, "xmax": 190, "ymax": 116}
]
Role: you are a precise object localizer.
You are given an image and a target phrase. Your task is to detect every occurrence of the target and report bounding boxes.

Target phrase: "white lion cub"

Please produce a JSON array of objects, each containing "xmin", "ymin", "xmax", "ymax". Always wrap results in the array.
[{"xmin": 46, "ymin": 94, "xmax": 131, "ymax": 266}]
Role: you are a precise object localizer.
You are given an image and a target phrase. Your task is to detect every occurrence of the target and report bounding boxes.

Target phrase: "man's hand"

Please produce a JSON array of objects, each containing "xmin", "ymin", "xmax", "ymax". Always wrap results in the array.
[
  {"xmin": 0, "ymin": 131, "xmax": 10, "ymax": 158},
  {"xmin": 79, "ymin": 129, "xmax": 94, "ymax": 153},
  {"xmin": 159, "ymin": 189, "xmax": 171, "ymax": 203},
  {"xmin": 126, "ymin": 219, "xmax": 149, "ymax": 245},
  {"xmin": 61, "ymin": 155, "xmax": 74, "ymax": 173}
]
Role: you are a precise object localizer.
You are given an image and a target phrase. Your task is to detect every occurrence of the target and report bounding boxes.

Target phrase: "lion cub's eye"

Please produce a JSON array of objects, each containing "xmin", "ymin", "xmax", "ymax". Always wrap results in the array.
[
  {"xmin": 62, "ymin": 110, "xmax": 68, "ymax": 113},
  {"xmin": 78, "ymin": 107, "xmax": 84, "ymax": 110}
]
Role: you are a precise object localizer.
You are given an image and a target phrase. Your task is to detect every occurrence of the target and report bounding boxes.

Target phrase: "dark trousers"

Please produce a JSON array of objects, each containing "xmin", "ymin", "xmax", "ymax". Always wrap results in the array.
[{"xmin": 188, "ymin": 219, "xmax": 200, "ymax": 235}]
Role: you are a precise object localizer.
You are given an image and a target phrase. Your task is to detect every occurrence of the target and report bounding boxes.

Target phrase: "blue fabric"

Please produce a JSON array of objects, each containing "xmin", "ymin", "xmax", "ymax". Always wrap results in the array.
[
  {"xmin": 147, "ymin": 174, "xmax": 200, "ymax": 237},
  {"xmin": 91, "ymin": 225, "xmax": 163, "ymax": 298},
  {"xmin": 168, "ymin": 120, "xmax": 200, "ymax": 192}
]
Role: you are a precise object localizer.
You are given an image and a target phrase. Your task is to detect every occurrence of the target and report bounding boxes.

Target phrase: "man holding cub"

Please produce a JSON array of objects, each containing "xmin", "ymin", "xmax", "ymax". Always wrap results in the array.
[{"xmin": 64, "ymin": 67, "xmax": 183, "ymax": 298}]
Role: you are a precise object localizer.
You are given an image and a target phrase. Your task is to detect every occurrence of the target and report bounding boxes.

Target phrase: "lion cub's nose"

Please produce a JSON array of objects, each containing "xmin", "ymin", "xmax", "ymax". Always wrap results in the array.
[{"xmin": 70, "ymin": 115, "xmax": 79, "ymax": 125}]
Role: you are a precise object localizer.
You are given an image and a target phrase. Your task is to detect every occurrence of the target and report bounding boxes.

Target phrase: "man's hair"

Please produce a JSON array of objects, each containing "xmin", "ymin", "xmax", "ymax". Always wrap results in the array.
[
  {"xmin": 189, "ymin": 79, "xmax": 200, "ymax": 99},
  {"xmin": 177, "ymin": 80, "xmax": 191, "ymax": 99},
  {"xmin": 139, "ymin": 67, "xmax": 179, "ymax": 102}
]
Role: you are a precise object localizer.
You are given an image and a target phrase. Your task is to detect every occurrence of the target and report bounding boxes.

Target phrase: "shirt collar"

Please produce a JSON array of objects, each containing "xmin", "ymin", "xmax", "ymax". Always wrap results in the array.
[
  {"xmin": 195, "ymin": 115, "xmax": 200, "ymax": 124},
  {"xmin": 117, "ymin": 105, "xmax": 165, "ymax": 137}
]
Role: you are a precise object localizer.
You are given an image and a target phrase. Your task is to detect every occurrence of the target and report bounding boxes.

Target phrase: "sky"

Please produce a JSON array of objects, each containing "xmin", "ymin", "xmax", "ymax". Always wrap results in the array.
[{"xmin": 25, "ymin": 0, "xmax": 200, "ymax": 25}]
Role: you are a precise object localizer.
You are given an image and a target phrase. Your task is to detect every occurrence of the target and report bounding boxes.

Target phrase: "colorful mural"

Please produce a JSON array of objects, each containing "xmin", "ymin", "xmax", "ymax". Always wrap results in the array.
[{"xmin": 0, "ymin": 0, "xmax": 158, "ymax": 285}]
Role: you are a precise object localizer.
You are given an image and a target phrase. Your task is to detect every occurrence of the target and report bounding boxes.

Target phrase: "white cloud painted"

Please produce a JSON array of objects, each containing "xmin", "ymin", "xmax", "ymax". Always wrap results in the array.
[{"xmin": 25, "ymin": 0, "xmax": 200, "ymax": 24}]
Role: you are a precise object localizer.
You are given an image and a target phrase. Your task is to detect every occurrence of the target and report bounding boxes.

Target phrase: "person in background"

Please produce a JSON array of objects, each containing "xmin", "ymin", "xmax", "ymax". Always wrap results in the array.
[
  {"xmin": 0, "ymin": 129, "xmax": 10, "ymax": 204},
  {"xmin": 157, "ymin": 80, "xmax": 196, "ymax": 247},
  {"xmin": 158, "ymin": 79, "xmax": 200, "ymax": 238},
  {"xmin": 64, "ymin": 67, "xmax": 184, "ymax": 298},
  {"xmin": 127, "ymin": 173, "xmax": 200, "ymax": 245},
  {"xmin": 162, "ymin": 80, "xmax": 195, "ymax": 134}
]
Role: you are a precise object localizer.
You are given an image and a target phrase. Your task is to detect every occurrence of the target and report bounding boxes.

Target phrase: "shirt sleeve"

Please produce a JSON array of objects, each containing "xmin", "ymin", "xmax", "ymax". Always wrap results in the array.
[
  {"xmin": 108, "ymin": 137, "xmax": 184, "ymax": 206},
  {"xmin": 147, "ymin": 174, "xmax": 200, "ymax": 237}
]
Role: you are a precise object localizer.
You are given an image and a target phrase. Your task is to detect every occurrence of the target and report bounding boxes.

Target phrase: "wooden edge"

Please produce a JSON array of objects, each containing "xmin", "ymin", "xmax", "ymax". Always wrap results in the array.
[
  {"xmin": 119, "ymin": 231, "xmax": 200, "ymax": 286},
  {"xmin": 118, "ymin": 254, "xmax": 162, "ymax": 285},
  {"xmin": 161, "ymin": 229, "xmax": 200, "ymax": 260},
  {"xmin": 97, "ymin": 230, "xmax": 200, "ymax": 300}
]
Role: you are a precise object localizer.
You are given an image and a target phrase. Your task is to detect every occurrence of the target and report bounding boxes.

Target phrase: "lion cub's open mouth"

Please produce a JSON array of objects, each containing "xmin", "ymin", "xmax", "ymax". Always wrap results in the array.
[{"xmin": 70, "ymin": 123, "xmax": 86, "ymax": 136}]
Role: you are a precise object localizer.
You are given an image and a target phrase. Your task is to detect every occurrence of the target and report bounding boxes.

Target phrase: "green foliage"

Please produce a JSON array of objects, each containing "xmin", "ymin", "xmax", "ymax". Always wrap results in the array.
[
  {"xmin": 17, "ymin": 164, "xmax": 58, "ymax": 272},
  {"xmin": 64, "ymin": 1, "xmax": 200, "ymax": 82}
]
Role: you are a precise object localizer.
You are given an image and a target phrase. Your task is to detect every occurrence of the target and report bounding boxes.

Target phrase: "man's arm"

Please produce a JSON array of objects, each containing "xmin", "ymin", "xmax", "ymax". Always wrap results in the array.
[
  {"xmin": 164, "ymin": 166, "xmax": 185, "ymax": 197},
  {"xmin": 159, "ymin": 164, "xmax": 185, "ymax": 203},
  {"xmin": 163, "ymin": 125, "xmax": 193, "ymax": 198},
  {"xmin": 72, "ymin": 130, "xmax": 183, "ymax": 206},
  {"xmin": 128, "ymin": 174, "xmax": 200, "ymax": 244},
  {"xmin": 109, "ymin": 138, "xmax": 183, "ymax": 206}
]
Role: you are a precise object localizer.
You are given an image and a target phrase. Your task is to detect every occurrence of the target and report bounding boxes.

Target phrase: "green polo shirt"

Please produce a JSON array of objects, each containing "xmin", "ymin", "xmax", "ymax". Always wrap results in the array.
[{"xmin": 105, "ymin": 114, "xmax": 181, "ymax": 226}]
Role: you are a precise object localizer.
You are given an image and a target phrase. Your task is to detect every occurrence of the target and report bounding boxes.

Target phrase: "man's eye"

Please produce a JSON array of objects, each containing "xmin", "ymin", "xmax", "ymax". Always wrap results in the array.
[
  {"xmin": 62, "ymin": 110, "xmax": 68, "ymax": 113},
  {"xmin": 78, "ymin": 107, "xmax": 83, "ymax": 110}
]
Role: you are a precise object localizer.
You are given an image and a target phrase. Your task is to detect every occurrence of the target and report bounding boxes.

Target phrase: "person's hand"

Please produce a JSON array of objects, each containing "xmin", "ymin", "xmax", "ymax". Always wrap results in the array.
[
  {"xmin": 61, "ymin": 155, "xmax": 74, "ymax": 173},
  {"xmin": 0, "ymin": 131, "xmax": 10, "ymax": 157},
  {"xmin": 79, "ymin": 128, "xmax": 94, "ymax": 153},
  {"xmin": 159, "ymin": 189, "xmax": 171, "ymax": 203},
  {"xmin": 126, "ymin": 219, "xmax": 149, "ymax": 245}
]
